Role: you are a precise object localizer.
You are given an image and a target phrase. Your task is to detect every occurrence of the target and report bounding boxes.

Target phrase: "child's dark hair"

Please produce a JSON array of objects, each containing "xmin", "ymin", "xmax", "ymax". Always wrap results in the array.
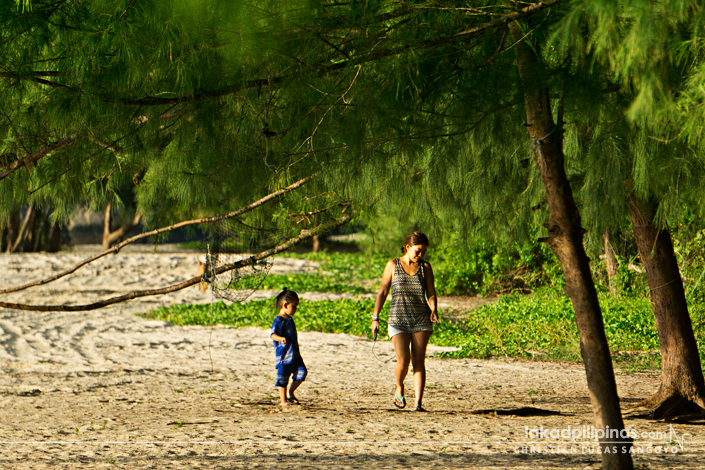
[{"xmin": 274, "ymin": 287, "xmax": 299, "ymax": 310}]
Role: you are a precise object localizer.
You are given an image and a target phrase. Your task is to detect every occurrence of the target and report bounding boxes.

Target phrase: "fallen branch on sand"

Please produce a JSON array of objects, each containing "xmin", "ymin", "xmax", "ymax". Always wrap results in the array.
[
  {"xmin": 0, "ymin": 213, "xmax": 352, "ymax": 312},
  {"xmin": 0, "ymin": 175, "xmax": 314, "ymax": 295}
]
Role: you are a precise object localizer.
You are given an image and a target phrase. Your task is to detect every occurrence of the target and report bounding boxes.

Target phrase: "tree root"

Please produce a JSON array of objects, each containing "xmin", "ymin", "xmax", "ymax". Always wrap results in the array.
[{"xmin": 627, "ymin": 389, "xmax": 705, "ymax": 422}]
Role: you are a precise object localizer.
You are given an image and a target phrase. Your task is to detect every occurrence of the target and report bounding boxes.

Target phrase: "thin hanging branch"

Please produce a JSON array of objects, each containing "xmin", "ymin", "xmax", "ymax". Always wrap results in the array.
[
  {"xmin": 111, "ymin": 0, "xmax": 560, "ymax": 107},
  {"xmin": 0, "ymin": 175, "xmax": 315, "ymax": 295},
  {"xmin": 0, "ymin": 134, "xmax": 75, "ymax": 181},
  {"xmin": 0, "ymin": 212, "xmax": 353, "ymax": 312}
]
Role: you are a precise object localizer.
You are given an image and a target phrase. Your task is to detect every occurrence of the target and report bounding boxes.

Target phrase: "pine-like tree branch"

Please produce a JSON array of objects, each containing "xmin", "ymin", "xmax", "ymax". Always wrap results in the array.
[
  {"xmin": 0, "ymin": 212, "xmax": 353, "ymax": 312},
  {"xmin": 0, "ymin": 175, "xmax": 315, "ymax": 295},
  {"xmin": 0, "ymin": 71, "xmax": 64, "ymax": 78},
  {"xmin": 0, "ymin": 134, "xmax": 75, "ymax": 181},
  {"xmin": 115, "ymin": 0, "xmax": 561, "ymax": 107}
]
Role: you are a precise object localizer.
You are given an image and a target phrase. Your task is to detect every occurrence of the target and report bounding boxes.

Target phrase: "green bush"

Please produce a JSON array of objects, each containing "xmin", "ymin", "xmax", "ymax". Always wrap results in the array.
[
  {"xmin": 146, "ymin": 298, "xmax": 388, "ymax": 337},
  {"xmin": 430, "ymin": 234, "xmax": 561, "ymax": 296},
  {"xmin": 238, "ymin": 273, "xmax": 370, "ymax": 294},
  {"xmin": 143, "ymin": 287, "xmax": 690, "ymax": 368},
  {"xmin": 276, "ymin": 251, "xmax": 388, "ymax": 281}
]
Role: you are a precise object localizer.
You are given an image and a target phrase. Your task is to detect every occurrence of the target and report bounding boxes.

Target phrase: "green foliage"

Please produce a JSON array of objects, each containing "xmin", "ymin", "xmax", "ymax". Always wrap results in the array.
[
  {"xmin": 430, "ymin": 234, "xmax": 562, "ymax": 296},
  {"xmin": 610, "ymin": 258, "xmax": 648, "ymax": 297},
  {"xmin": 143, "ymin": 286, "xmax": 700, "ymax": 369},
  {"xmin": 0, "ymin": 0, "xmax": 358, "ymax": 232},
  {"xmin": 146, "ymin": 298, "xmax": 388, "ymax": 338},
  {"xmin": 674, "ymin": 228, "xmax": 705, "ymax": 339},
  {"xmin": 239, "ymin": 273, "xmax": 371, "ymax": 294},
  {"xmin": 247, "ymin": 245, "xmax": 562, "ymax": 296},
  {"xmin": 0, "ymin": 0, "xmax": 557, "ymax": 256},
  {"xmin": 431, "ymin": 289, "xmax": 579, "ymax": 360},
  {"xmin": 280, "ymin": 251, "xmax": 388, "ymax": 281},
  {"xmin": 436, "ymin": 287, "xmax": 667, "ymax": 367},
  {"xmin": 234, "ymin": 251, "xmax": 389, "ymax": 293}
]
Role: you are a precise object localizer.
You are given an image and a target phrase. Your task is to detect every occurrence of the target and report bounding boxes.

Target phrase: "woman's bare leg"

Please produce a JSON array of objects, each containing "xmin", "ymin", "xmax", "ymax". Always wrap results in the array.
[
  {"xmin": 391, "ymin": 333, "xmax": 411, "ymax": 404},
  {"xmin": 410, "ymin": 330, "xmax": 432, "ymax": 408}
]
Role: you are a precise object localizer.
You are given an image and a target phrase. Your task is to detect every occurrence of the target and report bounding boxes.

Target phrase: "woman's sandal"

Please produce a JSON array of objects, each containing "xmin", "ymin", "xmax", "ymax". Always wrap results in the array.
[
  {"xmin": 286, "ymin": 397, "xmax": 301, "ymax": 405},
  {"xmin": 414, "ymin": 405, "xmax": 427, "ymax": 412},
  {"xmin": 394, "ymin": 393, "xmax": 406, "ymax": 409}
]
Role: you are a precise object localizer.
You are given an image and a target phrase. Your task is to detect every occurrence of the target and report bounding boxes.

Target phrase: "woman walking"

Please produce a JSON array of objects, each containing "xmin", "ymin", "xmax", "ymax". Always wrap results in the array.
[{"xmin": 371, "ymin": 231, "xmax": 440, "ymax": 411}]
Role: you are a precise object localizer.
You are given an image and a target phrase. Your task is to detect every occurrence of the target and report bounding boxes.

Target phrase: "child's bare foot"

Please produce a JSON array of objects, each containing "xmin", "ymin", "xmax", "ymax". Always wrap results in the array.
[{"xmin": 279, "ymin": 401, "xmax": 290, "ymax": 407}]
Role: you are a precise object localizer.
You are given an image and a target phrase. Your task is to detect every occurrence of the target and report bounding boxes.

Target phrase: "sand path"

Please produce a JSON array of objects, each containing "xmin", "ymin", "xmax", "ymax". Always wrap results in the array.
[{"xmin": 0, "ymin": 247, "xmax": 702, "ymax": 469}]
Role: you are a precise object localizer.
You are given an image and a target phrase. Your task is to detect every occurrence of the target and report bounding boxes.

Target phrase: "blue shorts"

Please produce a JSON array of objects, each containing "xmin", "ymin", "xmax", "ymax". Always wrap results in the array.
[{"xmin": 275, "ymin": 360, "xmax": 307, "ymax": 387}]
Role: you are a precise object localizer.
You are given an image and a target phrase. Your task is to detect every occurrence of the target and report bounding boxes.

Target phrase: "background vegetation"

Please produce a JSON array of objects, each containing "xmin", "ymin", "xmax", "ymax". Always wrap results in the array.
[
  {"xmin": 5, "ymin": 1, "xmax": 705, "ymax": 376},
  {"xmin": 143, "ymin": 220, "xmax": 705, "ymax": 370}
]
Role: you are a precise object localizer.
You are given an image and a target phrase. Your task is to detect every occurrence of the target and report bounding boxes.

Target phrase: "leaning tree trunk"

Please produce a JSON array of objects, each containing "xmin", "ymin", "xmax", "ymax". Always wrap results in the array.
[
  {"xmin": 5, "ymin": 210, "xmax": 20, "ymax": 252},
  {"xmin": 102, "ymin": 202, "xmax": 143, "ymax": 251},
  {"xmin": 47, "ymin": 221, "xmax": 62, "ymax": 253},
  {"xmin": 9, "ymin": 204, "xmax": 35, "ymax": 253},
  {"xmin": 627, "ymin": 195, "xmax": 705, "ymax": 419},
  {"xmin": 23, "ymin": 205, "xmax": 43, "ymax": 252},
  {"xmin": 604, "ymin": 231, "xmax": 619, "ymax": 295},
  {"xmin": 509, "ymin": 22, "xmax": 633, "ymax": 468}
]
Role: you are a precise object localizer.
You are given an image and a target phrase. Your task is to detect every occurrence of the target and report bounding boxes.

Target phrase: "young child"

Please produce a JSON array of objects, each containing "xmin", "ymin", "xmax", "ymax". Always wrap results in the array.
[{"xmin": 270, "ymin": 288, "xmax": 307, "ymax": 406}]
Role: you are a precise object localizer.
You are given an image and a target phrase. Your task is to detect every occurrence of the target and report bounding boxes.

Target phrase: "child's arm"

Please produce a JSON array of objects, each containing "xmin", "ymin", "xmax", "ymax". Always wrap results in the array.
[{"xmin": 271, "ymin": 333, "xmax": 287, "ymax": 345}]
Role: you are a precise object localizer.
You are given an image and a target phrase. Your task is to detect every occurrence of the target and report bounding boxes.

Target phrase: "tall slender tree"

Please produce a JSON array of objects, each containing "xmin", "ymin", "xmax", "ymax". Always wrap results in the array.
[
  {"xmin": 555, "ymin": 0, "xmax": 705, "ymax": 419},
  {"xmin": 508, "ymin": 19, "xmax": 632, "ymax": 467}
]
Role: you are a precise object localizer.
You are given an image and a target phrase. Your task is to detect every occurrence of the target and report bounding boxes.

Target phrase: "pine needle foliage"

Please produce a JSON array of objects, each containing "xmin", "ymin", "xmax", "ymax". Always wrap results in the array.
[
  {"xmin": 549, "ymin": 1, "xmax": 705, "ymax": 241},
  {"xmin": 0, "ymin": 0, "xmax": 559, "ymax": 246},
  {"xmin": 4, "ymin": 0, "xmax": 705, "ymax": 259}
]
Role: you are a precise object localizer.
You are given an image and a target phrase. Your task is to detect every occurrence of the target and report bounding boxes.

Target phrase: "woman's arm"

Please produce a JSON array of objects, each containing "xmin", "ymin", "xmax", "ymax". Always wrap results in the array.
[
  {"xmin": 425, "ymin": 262, "xmax": 439, "ymax": 323},
  {"xmin": 371, "ymin": 259, "xmax": 395, "ymax": 334}
]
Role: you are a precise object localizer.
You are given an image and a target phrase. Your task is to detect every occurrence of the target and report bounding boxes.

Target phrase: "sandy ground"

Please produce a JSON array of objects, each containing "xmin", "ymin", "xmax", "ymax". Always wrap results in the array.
[{"xmin": 0, "ymin": 246, "xmax": 703, "ymax": 469}]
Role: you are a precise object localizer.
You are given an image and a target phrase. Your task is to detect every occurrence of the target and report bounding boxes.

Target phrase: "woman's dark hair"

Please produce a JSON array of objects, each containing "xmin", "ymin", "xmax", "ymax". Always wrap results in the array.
[
  {"xmin": 401, "ymin": 231, "xmax": 430, "ymax": 254},
  {"xmin": 274, "ymin": 287, "xmax": 299, "ymax": 310}
]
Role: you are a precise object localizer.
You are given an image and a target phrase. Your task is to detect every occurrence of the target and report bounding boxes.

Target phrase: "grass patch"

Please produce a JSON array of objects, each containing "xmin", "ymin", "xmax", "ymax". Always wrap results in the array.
[
  {"xmin": 142, "ymin": 287, "xmax": 692, "ymax": 369},
  {"xmin": 279, "ymin": 252, "xmax": 388, "ymax": 280},
  {"xmin": 144, "ymin": 298, "xmax": 388, "ymax": 337},
  {"xmin": 432, "ymin": 288, "xmax": 662, "ymax": 367},
  {"xmin": 238, "ymin": 273, "xmax": 371, "ymax": 294},
  {"xmin": 193, "ymin": 251, "xmax": 388, "ymax": 294},
  {"xmin": 253, "ymin": 252, "xmax": 387, "ymax": 293}
]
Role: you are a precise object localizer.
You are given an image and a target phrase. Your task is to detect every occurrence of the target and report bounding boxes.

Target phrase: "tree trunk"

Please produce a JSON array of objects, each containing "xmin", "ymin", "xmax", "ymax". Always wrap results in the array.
[
  {"xmin": 23, "ymin": 206, "xmax": 43, "ymax": 252},
  {"xmin": 102, "ymin": 202, "xmax": 142, "ymax": 251},
  {"xmin": 102, "ymin": 202, "xmax": 113, "ymax": 251},
  {"xmin": 5, "ymin": 212, "xmax": 16, "ymax": 252},
  {"xmin": 9, "ymin": 204, "xmax": 35, "ymax": 253},
  {"xmin": 509, "ymin": 22, "xmax": 633, "ymax": 468},
  {"xmin": 312, "ymin": 235, "xmax": 321, "ymax": 253},
  {"xmin": 47, "ymin": 221, "xmax": 62, "ymax": 253},
  {"xmin": 604, "ymin": 231, "xmax": 619, "ymax": 295},
  {"xmin": 627, "ymin": 195, "xmax": 705, "ymax": 418},
  {"xmin": 5, "ymin": 210, "xmax": 20, "ymax": 253}
]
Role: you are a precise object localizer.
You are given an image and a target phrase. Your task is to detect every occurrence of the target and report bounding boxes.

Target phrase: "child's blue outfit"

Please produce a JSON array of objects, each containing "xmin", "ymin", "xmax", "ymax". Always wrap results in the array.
[{"xmin": 271, "ymin": 315, "xmax": 307, "ymax": 388}]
